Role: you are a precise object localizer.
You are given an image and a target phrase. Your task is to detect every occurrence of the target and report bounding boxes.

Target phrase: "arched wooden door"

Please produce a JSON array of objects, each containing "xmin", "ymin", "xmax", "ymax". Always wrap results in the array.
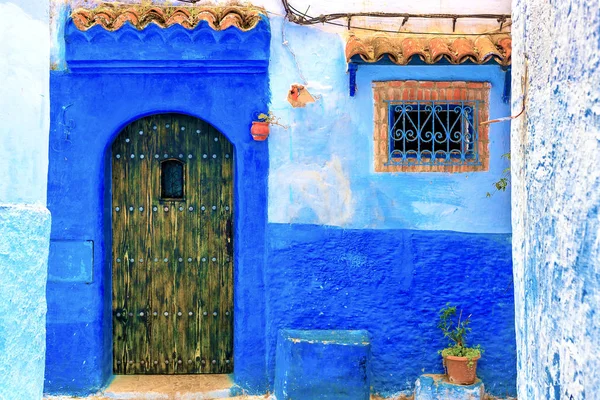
[{"xmin": 111, "ymin": 114, "xmax": 233, "ymax": 374}]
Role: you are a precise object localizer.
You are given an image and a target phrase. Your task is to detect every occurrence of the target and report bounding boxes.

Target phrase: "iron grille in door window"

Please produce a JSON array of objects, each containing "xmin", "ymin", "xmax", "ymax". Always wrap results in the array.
[
  {"xmin": 373, "ymin": 81, "xmax": 491, "ymax": 172},
  {"xmin": 161, "ymin": 159, "xmax": 184, "ymax": 199},
  {"xmin": 387, "ymin": 101, "xmax": 481, "ymax": 167}
]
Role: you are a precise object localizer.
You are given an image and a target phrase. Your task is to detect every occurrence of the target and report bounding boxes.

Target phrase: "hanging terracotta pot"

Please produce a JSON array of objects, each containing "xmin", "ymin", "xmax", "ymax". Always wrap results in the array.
[{"xmin": 251, "ymin": 121, "xmax": 270, "ymax": 141}]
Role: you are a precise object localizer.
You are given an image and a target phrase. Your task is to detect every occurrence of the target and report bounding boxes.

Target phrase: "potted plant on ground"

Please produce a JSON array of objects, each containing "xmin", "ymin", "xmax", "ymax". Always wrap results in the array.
[
  {"xmin": 437, "ymin": 303, "xmax": 483, "ymax": 385},
  {"xmin": 250, "ymin": 111, "xmax": 288, "ymax": 141}
]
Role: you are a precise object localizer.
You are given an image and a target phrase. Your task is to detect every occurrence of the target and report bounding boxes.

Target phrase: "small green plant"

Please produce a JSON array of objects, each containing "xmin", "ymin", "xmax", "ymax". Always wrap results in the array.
[
  {"xmin": 437, "ymin": 303, "xmax": 482, "ymax": 367},
  {"xmin": 257, "ymin": 111, "xmax": 289, "ymax": 129},
  {"xmin": 486, "ymin": 153, "xmax": 511, "ymax": 197},
  {"xmin": 257, "ymin": 111, "xmax": 275, "ymax": 123}
]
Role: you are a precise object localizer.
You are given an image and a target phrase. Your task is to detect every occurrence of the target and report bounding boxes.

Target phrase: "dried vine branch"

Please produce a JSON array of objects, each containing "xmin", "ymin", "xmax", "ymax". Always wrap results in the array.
[
  {"xmin": 175, "ymin": 0, "xmax": 511, "ymax": 34},
  {"xmin": 280, "ymin": 0, "xmax": 511, "ymax": 33}
]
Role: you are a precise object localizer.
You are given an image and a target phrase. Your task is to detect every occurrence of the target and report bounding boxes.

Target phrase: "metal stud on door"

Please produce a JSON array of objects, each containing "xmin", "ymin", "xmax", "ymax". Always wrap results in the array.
[{"xmin": 112, "ymin": 114, "xmax": 233, "ymax": 374}]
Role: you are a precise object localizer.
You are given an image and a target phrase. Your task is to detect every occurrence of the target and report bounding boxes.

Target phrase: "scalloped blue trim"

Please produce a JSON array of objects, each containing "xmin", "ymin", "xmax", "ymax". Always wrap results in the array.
[{"xmin": 65, "ymin": 18, "xmax": 270, "ymax": 74}]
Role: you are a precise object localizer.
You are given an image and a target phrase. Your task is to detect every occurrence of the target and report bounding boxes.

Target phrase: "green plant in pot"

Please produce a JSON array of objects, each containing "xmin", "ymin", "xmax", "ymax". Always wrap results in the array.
[{"xmin": 438, "ymin": 303, "xmax": 483, "ymax": 385}]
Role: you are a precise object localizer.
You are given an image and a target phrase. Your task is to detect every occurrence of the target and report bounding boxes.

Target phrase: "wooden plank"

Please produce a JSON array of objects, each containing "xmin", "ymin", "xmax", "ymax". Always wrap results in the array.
[
  {"xmin": 207, "ymin": 125, "xmax": 221, "ymax": 373},
  {"xmin": 198, "ymin": 119, "xmax": 212, "ymax": 372},
  {"xmin": 112, "ymin": 124, "xmax": 126, "ymax": 374},
  {"xmin": 150, "ymin": 116, "xmax": 170, "ymax": 374},
  {"xmin": 220, "ymin": 134, "xmax": 234, "ymax": 373}
]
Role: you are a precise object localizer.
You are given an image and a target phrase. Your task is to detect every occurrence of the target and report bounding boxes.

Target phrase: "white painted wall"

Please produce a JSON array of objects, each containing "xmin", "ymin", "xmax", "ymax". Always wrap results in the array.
[
  {"xmin": 0, "ymin": 0, "xmax": 50, "ymax": 205},
  {"xmin": 511, "ymin": 0, "xmax": 600, "ymax": 398},
  {"xmin": 0, "ymin": 2, "xmax": 51, "ymax": 400}
]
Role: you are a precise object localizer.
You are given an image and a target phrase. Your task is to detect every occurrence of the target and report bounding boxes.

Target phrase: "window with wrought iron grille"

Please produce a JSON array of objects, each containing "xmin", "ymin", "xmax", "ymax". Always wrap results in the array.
[{"xmin": 373, "ymin": 81, "xmax": 490, "ymax": 172}]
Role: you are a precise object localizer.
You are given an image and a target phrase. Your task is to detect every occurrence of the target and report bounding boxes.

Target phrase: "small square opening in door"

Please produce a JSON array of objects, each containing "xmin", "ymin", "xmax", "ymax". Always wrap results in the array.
[{"xmin": 161, "ymin": 159, "xmax": 185, "ymax": 200}]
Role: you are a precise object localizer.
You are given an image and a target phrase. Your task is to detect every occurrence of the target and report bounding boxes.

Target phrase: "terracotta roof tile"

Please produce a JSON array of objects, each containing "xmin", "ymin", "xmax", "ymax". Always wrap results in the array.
[
  {"xmin": 71, "ymin": 3, "xmax": 265, "ymax": 32},
  {"xmin": 346, "ymin": 34, "xmax": 512, "ymax": 66}
]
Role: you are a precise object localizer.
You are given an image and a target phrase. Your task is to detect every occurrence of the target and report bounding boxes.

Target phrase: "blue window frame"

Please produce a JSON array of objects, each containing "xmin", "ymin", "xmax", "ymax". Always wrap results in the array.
[{"xmin": 386, "ymin": 100, "xmax": 482, "ymax": 167}]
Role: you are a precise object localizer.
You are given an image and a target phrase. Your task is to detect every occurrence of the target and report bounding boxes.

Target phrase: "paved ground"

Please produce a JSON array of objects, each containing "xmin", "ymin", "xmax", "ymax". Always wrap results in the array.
[
  {"xmin": 45, "ymin": 397, "xmax": 266, "ymax": 400},
  {"xmin": 43, "ymin": 375, "xmax": 514, "ymax": 400}
]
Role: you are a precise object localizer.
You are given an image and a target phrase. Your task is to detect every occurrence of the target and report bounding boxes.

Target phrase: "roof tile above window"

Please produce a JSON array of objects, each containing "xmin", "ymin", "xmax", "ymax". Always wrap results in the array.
[{"xmin": 347, "ymin": 35, "xmax": 511, "ymax": 66}]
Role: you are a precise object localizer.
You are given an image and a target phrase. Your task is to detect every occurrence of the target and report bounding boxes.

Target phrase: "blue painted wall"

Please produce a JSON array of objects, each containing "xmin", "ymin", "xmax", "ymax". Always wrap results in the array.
[
  {"xmin": 46, "ymin": 8, "xmax": 516, "ymax": 399},
  {"xmin": 263, "ymin": 19, "xmax": 515, "ymax": 396},
  {"xmin": 45, "ymin": 18, "xmax": 271, "ymax": 395},
  {"xmin": 265, "ymin": 224, "xmax": 515, "ymax": 396}
]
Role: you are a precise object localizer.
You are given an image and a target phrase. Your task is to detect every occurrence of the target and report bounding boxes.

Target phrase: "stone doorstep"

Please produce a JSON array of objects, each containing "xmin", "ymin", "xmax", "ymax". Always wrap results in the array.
[{"xmin": 44, "ymin": 375, "xmax": 262, "ymax": 400}]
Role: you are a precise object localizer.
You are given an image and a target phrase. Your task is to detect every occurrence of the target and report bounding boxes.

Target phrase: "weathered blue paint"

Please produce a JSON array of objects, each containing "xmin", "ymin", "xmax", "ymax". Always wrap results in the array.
[
  {"xmin": 275, "ymin": 329, "xmax": 371, "ymax": 400},
  {"xmin": 0, "ymin": 206, "xmax": 51, "ymax": 400},
  {"xmin": 265, "ymin": 224, "xmax": 516, "ymax": 397},
  {"xmin": 48, "ymin": 240, "xmax": 94, "ymax": 283},
  {"xmin": 267, "ymin": 18, "xmax": 511, "ymax": 233},
  {"xmin": 414, "ymin": 374, "xmax": 484, "ymax": 400},
  {"xmin": 512, "ymin": 0, "xmax": 600, "ymax": 398},
  {"xmin": 45, "ymin": 18, "xmax": 271, "ymax": 395}
]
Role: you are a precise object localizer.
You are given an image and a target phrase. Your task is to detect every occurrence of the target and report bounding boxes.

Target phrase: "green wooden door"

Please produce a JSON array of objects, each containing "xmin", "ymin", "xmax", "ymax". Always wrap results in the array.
[{"xmin": 111, "ymin": 114, "xmax": 233, "ymax": 374}]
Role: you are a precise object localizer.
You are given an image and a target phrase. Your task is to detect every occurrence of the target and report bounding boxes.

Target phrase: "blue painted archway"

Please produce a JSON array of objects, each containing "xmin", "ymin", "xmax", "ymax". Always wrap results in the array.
[{"xmin": 45, "ymin": 16, "xmax": 271, "ymax": 395}]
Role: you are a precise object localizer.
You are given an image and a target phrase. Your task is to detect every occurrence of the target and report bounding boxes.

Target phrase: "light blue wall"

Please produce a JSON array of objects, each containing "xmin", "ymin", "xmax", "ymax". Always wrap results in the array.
[
  {"xmin": 0, "ymin": 1, "xmax": 51, "ymax": 400},
  {"xmin": 268, "ymin": 18, "xmax": 511, "ymax": 233},
  {"xmin": 511, "ymin": 0, "xmax": 600, "ymax": 399}
]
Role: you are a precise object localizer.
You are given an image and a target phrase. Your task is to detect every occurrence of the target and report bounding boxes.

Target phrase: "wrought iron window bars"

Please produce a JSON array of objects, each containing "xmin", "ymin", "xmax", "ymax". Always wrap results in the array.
[
  {"xmin": 161, "ymin": 159, "xmax": 185, "ymax": 199},
  {"xmin": 386, "ymin": 100, "xmax": 481, "ymax": 167}
]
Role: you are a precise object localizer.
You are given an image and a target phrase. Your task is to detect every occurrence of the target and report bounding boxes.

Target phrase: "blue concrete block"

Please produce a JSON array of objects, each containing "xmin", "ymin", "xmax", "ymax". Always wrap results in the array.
[
  {"xmin": 274, "ymin": 329, "xmax": 371, "ymax": 400},
  {"xmin": 48, "ymin": 240, "xmax": 93, "ymax": 283},
  {"xmin": 414, "ymin": 374, "xmax": 484, "ymax": 400}
]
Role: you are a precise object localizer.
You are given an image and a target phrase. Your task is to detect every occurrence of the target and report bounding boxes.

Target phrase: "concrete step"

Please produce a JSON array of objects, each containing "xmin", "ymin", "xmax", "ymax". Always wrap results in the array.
[{"xmin": 274, "ymin": 329, "xmax": 372, "ymax": 400}]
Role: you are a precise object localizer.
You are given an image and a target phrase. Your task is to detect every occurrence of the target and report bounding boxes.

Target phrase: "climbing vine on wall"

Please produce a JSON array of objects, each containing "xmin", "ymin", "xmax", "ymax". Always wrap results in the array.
[{"xmin": 486, "ymin": 153, "xmax": 511, "ymax": 197}]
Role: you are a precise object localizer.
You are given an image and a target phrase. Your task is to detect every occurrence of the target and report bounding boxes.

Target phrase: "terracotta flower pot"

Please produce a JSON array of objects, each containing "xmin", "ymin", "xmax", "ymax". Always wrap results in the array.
[
  {"xmin": 444, "ymin": 355, "xmax": 480, "ymax": 385},
  {"xmin": 251, "ymin": 121, "xmax": 269, "ymax": 141}
]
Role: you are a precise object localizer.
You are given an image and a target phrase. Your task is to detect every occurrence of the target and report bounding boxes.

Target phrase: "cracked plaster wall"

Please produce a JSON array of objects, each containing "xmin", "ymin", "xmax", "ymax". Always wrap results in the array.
[
  {"xmin": 511, "ymin": 0, "xmax": 600, "ymax": 398},
  {"xmin": 0, "ymin": 1, "xmax": 51, "ymax": 399}
]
